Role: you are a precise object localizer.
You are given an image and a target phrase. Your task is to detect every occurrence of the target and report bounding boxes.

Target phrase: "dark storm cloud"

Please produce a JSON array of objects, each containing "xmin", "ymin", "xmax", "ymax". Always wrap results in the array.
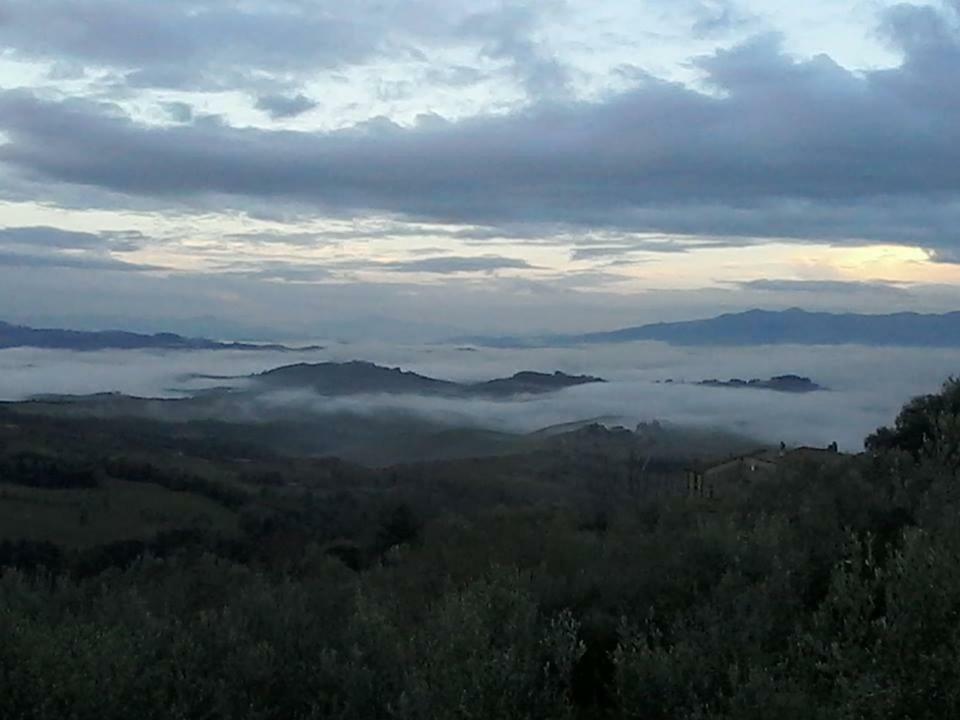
[
  {"xmin": 1, "ymin": 4, "xmax": 959, "ymax": 254},
  {"xmin": 255, "ymin": 94, "xmax": 319, "ymax": 120}
]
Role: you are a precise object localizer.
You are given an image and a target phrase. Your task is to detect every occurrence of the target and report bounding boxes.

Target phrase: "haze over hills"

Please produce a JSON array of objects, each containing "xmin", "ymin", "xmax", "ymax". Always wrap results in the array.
[
  {"xmin": 0, "ymin": 320, "xmax": 320, "ymax": 352},
  {"xmin": 466, "ymin": 308, "xmax": 960, "ymax": 348},
  {"xmin": 9, "ymin": 362, "xmax": 610, "ymax": 465}
]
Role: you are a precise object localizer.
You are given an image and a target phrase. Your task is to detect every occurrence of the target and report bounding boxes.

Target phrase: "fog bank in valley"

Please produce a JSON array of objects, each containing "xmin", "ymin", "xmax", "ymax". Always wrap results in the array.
[{"xmin": 2, "ymin": 341, "xmax": 957, "ymax": 451}]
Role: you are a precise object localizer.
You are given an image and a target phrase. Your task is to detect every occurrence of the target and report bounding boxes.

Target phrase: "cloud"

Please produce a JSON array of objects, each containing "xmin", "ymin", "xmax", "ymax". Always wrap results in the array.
[
  {"xmin": 1, "ymin": 7, "xmax": 959, "ymax": 255},
  {"xmin": 0, "ymin": 226, "xmax": 147, "ymax": 253},
  {"xmin": 690, "ymin": 0, "xmax": 757, "ymax": 37},
  {"xmin": 568, "ymin": 236, "xmax": 752, "ymax": 261},
  {"xmin": 0, "ymin": 0, "xmax": 564, "ymax": 99},
  {"xmin": 926, "ymin": 247, "xmax": 960, "ymax": 264},
  {"xmin": 0, "ymin": 1, "xmax": 391, "ymax": 91},
  {"xmin": 458, "ymin": 2, "xmax": 571, "ymax": 100},
  {"xmin": 0, "ymin": 226, "xmax": 108, "ymax": 249},
  {"xmin": 255, "ymin": 94, "xmax": 319, "ymax": 120},
  {"xmin": 208, "ymin": 253, "xmax": 535, "ymax": 279},
  {"xmin": 162, "ymin": 102, "xmax": 194, "ymax": 124},
  {"xmin": 570, "ymin": 246, "xmax": 637, "ymax": 261},
  {"xmin": 378, "ymin": 255, "xmax": 535, "ymax": 273},
  {"xmin": 524, "ymin": 269, "xmax": 637, "ymax": 289},
  {"xmin": 731, "ymin": 279, "xmax": 911, "ymax": 296},
  {"xmin": 211, "ymin": 260, "xmax": 332, "ymax": 283},
  {"xmin": 0, "ymin": 250, "xmax": 155, "ymax": 271},
  {"xmin": 222, "ymin": 231, "xmax": 338, "ymax": 247},
  {"xmin": 0, "ymin": 225, "xmax": 154, "ymax": 271},
  {"xmin": 425, "ymin": 65, "xmax": 489, "ymax": 87}
]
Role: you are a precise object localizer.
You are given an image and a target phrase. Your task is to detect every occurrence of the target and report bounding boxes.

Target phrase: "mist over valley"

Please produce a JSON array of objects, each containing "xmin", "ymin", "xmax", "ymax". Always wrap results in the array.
[{"xmin": 2, "ymin": 333, "xmax": 956, "ymax": 456}]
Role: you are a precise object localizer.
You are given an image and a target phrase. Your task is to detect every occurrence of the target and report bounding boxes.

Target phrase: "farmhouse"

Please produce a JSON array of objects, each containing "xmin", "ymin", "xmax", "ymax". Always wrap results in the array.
[{"xmin": 686, "ymin": 442, "xmax": 841, "ymax": 497}]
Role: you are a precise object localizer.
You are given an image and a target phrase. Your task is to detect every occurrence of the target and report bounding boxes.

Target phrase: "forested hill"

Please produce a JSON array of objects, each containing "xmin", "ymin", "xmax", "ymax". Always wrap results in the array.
[{"xmin": 252, "ymin": 361, "xmax": 605, "ymax": 397}]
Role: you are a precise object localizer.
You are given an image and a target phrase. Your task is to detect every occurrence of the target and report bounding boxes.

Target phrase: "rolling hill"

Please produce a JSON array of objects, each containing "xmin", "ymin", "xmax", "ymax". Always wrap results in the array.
[{"xmin": 251, "ymin": 361, "xmax": 605, "ymax": 397}]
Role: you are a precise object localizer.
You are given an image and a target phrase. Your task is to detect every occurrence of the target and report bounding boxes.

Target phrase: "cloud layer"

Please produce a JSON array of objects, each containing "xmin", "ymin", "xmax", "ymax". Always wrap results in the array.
[
  {"xmin": 1, "ymin": 4, "xmax": 959, "ymax": 258},
  {"xmin": 0, "ymin": 2, "xmax": 958, "ymax": 339},
  {"xmin": 0, "ymin": 226, "xmax": 153, "ymax": 271}
]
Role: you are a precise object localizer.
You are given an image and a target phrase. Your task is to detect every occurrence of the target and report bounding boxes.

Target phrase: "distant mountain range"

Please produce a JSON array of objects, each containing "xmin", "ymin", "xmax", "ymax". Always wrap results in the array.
[
  {"xmin": 252, "ymin": 361, "xmax": 605, "ymax": 397},
  {"xmin": 11, "ymin": 308, "xmax": 960, "ymax": 352},
  {"xmin": 466, "ymin": 308, "xmax": 960, "ymax": 348},
  {"xmin": 0, "ymin": 320, "xmax": 320, "ymax": 352}
]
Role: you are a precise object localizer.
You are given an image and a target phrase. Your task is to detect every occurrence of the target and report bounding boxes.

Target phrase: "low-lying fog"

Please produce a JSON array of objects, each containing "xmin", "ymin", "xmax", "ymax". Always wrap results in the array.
[{"xmin": 2, "ymin": 341, "xmax": 957, "ymax": 451}]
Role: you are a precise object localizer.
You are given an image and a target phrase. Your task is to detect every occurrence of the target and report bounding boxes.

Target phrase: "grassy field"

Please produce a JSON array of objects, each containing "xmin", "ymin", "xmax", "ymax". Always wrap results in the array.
[{"xmin": 0, "ymin": 477, "xmax": 238, "ymax": 548}]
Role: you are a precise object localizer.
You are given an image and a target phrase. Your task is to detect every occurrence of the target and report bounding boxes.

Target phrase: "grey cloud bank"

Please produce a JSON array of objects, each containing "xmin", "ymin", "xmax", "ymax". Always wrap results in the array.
[
  {"xmin": 0, "ymin": 4, "xmax": 959, "ymax": 257},
  {"xmin": 0, "ymin": 0, "xmax": 561, "ymax": 95}
]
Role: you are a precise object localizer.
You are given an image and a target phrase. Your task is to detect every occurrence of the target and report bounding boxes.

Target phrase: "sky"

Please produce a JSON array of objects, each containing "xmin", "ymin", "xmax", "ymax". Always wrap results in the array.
[{"xmin": 1, "ymin": 0, "xmax": 960, "ymax": 340}]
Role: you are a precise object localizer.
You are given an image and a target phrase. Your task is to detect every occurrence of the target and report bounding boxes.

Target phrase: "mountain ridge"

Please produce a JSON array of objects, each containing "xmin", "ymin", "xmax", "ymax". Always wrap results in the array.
[
  {"xmin": 463, "ymin": 308, "xmax": 960, "ymax": 348},
  {"xmin": 0, "ymin": 320, "xmax": 321, "ymax": 352}
]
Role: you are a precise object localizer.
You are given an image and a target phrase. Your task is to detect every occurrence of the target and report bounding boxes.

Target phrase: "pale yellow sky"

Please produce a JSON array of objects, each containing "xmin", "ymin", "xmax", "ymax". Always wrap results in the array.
[{"xmin": 4, "ymin": 197, "xmax": 957, "ymax": 292}]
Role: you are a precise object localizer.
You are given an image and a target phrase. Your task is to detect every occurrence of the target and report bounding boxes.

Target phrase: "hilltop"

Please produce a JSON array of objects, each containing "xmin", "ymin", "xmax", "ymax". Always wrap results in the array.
[{"xmin": 251, "ymin": 361, "xmax": 605, "ymax": 397}]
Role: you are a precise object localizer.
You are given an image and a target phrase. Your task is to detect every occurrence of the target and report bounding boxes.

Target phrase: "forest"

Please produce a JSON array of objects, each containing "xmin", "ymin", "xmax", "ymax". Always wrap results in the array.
[{"xmin": 2, "ymin": 379, "xmax": 960, "ymax": 719}]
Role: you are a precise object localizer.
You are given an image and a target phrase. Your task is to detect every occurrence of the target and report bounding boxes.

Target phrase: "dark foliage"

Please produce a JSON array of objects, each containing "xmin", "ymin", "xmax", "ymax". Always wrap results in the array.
[
  {"xmin": 103, "ymin": 456, "xmax": 247, "ymax": 509},
  {"xmin": 0, "ymin": 451, "xmax": 98, "ymax": 489},
  {"xmin": 3, "ymin": 381, "xmax": 960, "ymax": 718}
]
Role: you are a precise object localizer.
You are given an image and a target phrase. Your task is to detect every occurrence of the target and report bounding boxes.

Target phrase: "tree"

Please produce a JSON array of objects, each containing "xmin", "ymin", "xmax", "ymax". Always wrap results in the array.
[
  {"xmin": 375, "ymin": 503, "xmax": 421, "ymax": 554},
  {"xmin": 867, "ymin": 378, "xmax": 960, "ymax": 476}
]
